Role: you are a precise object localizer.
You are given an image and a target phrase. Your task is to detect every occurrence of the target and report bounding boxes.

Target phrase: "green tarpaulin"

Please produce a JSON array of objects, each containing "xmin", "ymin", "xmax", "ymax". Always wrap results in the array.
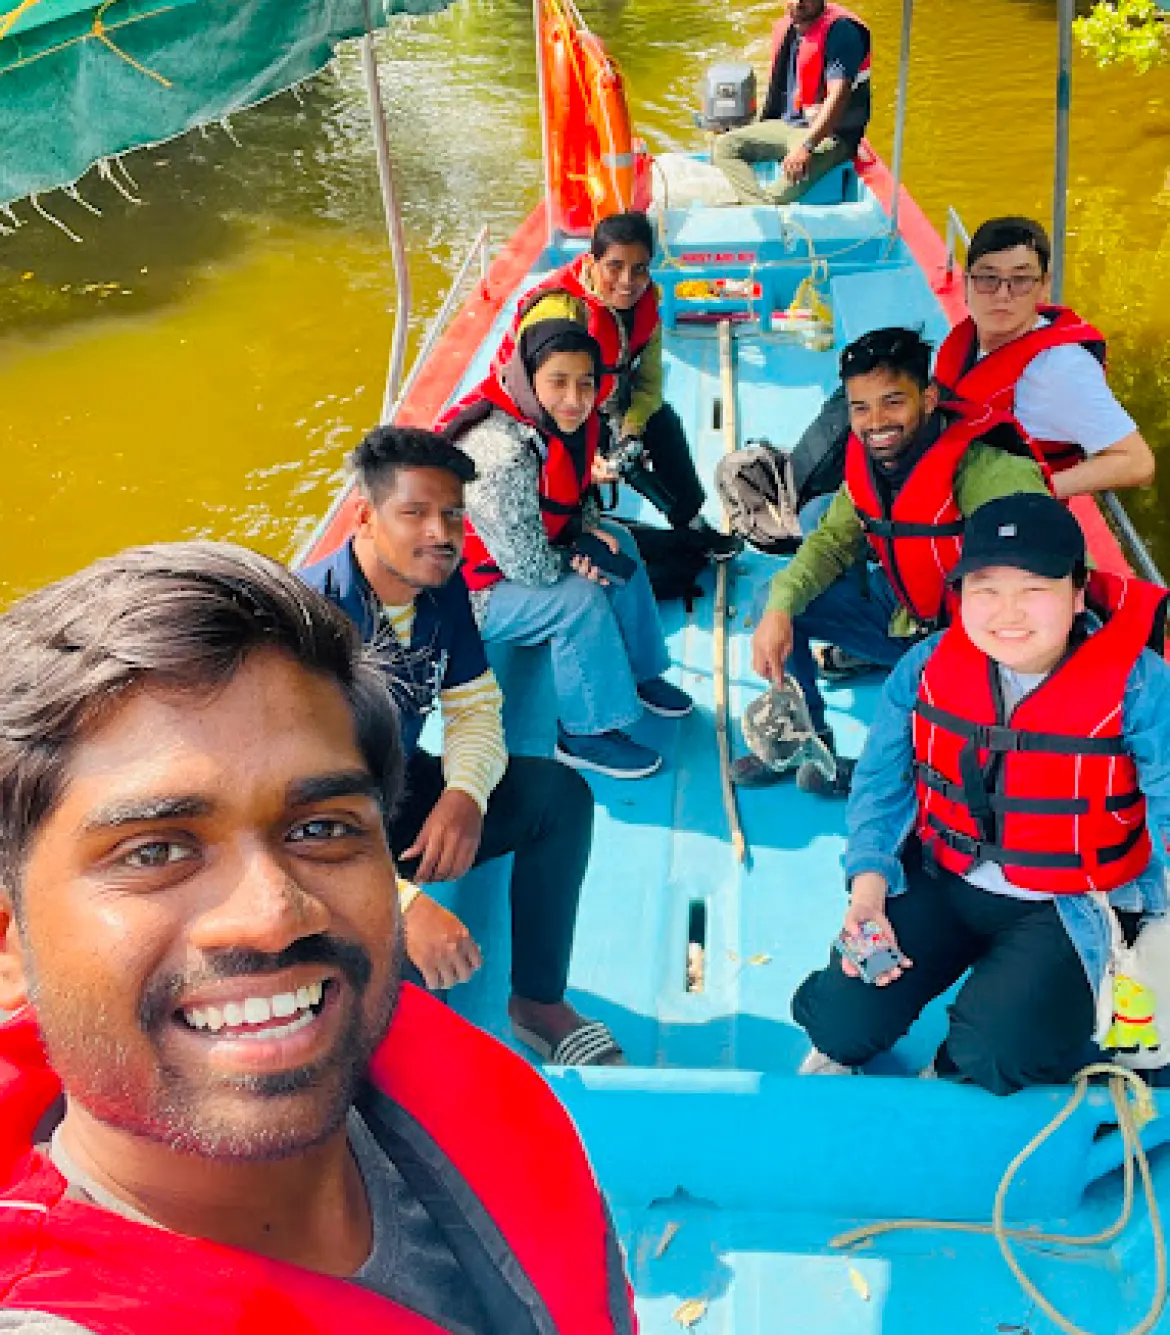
[{"xmin": 0, "ymin": 0, "xmax": 450, "ymax": 207}]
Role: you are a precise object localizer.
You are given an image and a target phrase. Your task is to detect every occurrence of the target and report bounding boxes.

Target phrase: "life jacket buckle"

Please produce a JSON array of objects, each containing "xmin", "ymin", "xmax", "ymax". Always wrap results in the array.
[{"xmin": 975, "ymin": 723, "xmax": 1020, "ymax": 752}]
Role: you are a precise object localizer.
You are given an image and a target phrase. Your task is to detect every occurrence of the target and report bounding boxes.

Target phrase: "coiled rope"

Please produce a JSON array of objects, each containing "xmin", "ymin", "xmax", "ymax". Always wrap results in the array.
[{"xmin": 830, "ymin": 1064, "xmax": 1166, "ymax": 1335}]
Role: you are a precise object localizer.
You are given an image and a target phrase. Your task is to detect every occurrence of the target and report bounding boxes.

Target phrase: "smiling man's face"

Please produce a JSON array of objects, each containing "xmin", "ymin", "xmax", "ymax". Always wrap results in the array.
[
  {"xmin": 845, "ymin": 365, "xmax": 937, "ymax": 468},
  {"xmin": 6, "ymin": 648, "xmax": 401, "ymax": 1161}
]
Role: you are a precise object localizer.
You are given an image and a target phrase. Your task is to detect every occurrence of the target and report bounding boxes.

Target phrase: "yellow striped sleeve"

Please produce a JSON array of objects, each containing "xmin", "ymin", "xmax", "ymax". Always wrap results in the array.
[
  {"xmin": 397, "ymin": 876, "xmax": 422, "ymax": 912},
  {"xmin": 383, "ymin": 604, "xmax": 416, "ymax": 642},
  {"xmin": 439, "ymin": 668, "xmax": 507, "ymax": 812}
]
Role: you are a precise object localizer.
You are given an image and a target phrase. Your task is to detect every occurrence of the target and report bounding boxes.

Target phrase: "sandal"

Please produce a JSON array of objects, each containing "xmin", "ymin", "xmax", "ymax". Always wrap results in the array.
[{"xmin": 512, "ymin": 1019, "xmax": 627, "ymax": 1067}]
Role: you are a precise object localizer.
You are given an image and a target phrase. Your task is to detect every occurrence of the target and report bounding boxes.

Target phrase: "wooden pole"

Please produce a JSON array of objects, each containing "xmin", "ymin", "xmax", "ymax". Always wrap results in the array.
[{"xmin": 716, "ymin": 320, "xmax": 747, "ymax": 864}]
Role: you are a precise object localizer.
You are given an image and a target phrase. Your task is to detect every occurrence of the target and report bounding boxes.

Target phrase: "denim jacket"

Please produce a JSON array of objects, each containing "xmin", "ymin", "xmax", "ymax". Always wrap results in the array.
[{"xmin": 846, "ymin": 632, "xmax": 1170, "ymax": 996}]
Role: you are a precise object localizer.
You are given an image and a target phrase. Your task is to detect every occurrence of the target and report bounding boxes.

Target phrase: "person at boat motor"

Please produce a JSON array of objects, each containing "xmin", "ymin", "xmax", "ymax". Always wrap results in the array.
[
  {"xmin": 0, "ymin": 543, "xmax": 637, "ymax": 1334},
  {"xmin": 301, "ymin": 426, "xmax": 623, "ymax": 1068},
  {"xmin": 792, "ymin": 494, "xmax": 1170, "ymax": 1094},
  {"xmin": 504, "ymin": 210, "xmax": 739, "ymax": 563},
  {"xmin": 742, "ymin": 326, "xmax": 1048, "ymax": 791},
  {"xmin": 441, "ymin": 317, "xmax": 692, "ymax": 782},
  {"xmin": 935, "ymin": 216, "xmax": 1156, "ymax": 499},
  {"xmin": 711, "ymin": 0, "xmax": 871, "ymax": 207}
]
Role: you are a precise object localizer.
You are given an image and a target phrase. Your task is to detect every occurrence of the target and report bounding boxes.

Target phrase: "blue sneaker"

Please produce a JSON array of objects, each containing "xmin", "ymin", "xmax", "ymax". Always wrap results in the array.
[
  {"xmin": 637, "ymin": 676, "xmax": 694, "ymax": 718},
  {"xmin": 555, "ymin": 726, "xmax": 662, "ymax": 779}
]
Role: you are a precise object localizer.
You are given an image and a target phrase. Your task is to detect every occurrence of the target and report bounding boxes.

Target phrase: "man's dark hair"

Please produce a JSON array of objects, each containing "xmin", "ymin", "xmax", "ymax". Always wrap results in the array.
[
  {"xmin": 0, "ymin": 542, "xmax": 402, "ymax": 914},
  {"xmin": 591, "ymin": 211, "xmax": 655, "ymax": 261},
  {"xmin": 839, "ymin": 326, "xmax": 932, "ymax": 391},
  {"xmin": 967, "ymin": 217, "xmax": 1051, "ymax": 276},
  {"xmin": 350, "ymin": 425, "xmax": 476, "ymax": 504}
]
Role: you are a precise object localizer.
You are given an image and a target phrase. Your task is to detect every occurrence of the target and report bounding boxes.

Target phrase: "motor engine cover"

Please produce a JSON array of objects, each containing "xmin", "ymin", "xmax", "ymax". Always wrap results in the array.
[{"xmin": 698, "ymin": 62, "xmax": 757, "ymax": 131}]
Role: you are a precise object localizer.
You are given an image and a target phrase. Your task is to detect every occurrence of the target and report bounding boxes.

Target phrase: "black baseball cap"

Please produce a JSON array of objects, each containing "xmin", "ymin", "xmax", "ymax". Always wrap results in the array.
[{"xmin": 947, "ymin": 493, "xmax": 1086, "ymax": 584}]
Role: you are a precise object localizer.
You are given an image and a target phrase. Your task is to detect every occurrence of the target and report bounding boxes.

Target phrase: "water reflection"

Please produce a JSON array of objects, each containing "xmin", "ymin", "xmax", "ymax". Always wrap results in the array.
[{"xmin": 0, "ymin": 0, "xmax": 1167, "ymax": 599}]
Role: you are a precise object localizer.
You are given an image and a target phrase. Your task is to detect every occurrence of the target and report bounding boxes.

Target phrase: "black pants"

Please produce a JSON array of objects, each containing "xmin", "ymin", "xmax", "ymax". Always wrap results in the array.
[
  {"xmin": 390, "ymin": 753, "xmax": 594, "ymax": 1004},
  {"xmin": 792, "ymin": 845, "xmax": 1097, "ymax": 1095},
  {"xmin": 631, "ymin": 404, "xmax": 707, "ymax": 528}
]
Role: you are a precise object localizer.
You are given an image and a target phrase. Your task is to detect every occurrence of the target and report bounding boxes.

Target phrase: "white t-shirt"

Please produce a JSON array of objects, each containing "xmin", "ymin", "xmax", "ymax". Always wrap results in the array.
[
  {"xmin": 962, "ymin": 666, "xmax": 1057, "ymax": 903},
  {"xmin": 984, "ymin": 319, "xmax": 1136, "ymax": 455}
]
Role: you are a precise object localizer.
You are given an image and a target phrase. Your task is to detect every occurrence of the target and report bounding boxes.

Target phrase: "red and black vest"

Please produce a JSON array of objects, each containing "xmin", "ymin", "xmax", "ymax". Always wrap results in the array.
[
  {"xmin": 441, "ymin": 375, "xmax": 600, "ymax": 593},
  {"xmin": 770, "ymin": 3, "xmax": 872, "ymax": 135},
  {"xmin": 913, "ymin": 571, "xmax": 1168, "ymax": 895},
  {"xmin": 934, "ymin": 306, "xmax": 1108, "ymax": 473},
  {"xmin": 496, "ymin": 256, "xmax": 660, "ymax": 411},
  {"xmin": 0, "ymin": 987, "xmax": 636, "ymax": 1334},
  {"xmin": 845, "ymin": 400, "xmax": 1041, "ymax": 627}
]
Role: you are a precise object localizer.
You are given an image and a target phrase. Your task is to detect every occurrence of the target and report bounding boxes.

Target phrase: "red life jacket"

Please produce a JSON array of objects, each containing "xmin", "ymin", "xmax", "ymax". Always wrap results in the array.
[
  {"xmin": 0, "ymin": 986, "xmax": 636, "ymax": 1335},
  {"xmin": 440, "ymin": 374, "xmax": 600, "ymax": 593},
  {"xmin": 496, "ymin": 255, "xmax": 660, "ymax": 410},
  {"xmin": 913, "ymin": 571, "xmax": 1168, "ymax": 895},
  {"xmin": 771, "ymin": 3, "xmax": 872, "ymax": 118},
  {"xmin": 933, "ymin": 306, "xmax": 1108, "ymax": 473},
  {"xmin": 844, "ymin": 400, "xmax": 1041, "ymax": 627}
]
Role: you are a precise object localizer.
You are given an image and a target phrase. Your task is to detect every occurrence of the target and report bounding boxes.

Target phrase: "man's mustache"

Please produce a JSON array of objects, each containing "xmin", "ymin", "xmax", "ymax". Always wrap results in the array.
[{"xmin": 139, "ymin": 935, "xmax": 373, "ymax": 1032}]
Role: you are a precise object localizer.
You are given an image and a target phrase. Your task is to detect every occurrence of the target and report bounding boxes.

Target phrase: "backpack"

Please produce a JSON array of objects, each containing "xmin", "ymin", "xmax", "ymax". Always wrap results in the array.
[
  {"xmin": 622, "ymin": 520, "xmax": 708, "ymax": 609},
  {"xmin": 714, "ymin": 386, "xmax": 849, "ymax": 554}
]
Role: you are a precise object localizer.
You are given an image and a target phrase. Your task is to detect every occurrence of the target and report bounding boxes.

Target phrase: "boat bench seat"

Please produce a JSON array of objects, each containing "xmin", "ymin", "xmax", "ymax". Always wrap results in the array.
[{"xmin": 830, "ymin": 265, "xmax": 950, "ymax": 348}]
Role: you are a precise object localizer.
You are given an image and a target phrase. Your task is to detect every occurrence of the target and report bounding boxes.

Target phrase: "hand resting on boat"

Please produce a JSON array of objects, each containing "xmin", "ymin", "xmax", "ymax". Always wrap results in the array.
[{"xmin": 840, "ymin": 872, "xmax": 913, "ymax": 988}]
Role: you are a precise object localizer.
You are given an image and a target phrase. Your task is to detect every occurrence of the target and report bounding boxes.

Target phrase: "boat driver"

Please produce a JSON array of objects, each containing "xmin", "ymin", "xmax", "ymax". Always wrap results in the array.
[
  {"xmin": 792, "ymin": 494, "xmax": 1170, "ymax": 1093},
  {"xmin": 712, "ymin": 0, "xmax": 872, "ymax": 207},
  {"xmin": 742, "ymin": 326, "xmax": 1048, "ymax": 792},
  {"xmin": 0, "ymin": 542, "xmax": 637, "ymax": 1332}
]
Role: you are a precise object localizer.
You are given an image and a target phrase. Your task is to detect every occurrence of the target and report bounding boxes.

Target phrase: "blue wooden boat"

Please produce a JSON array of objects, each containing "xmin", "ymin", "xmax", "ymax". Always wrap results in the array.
[
  {"xmin": 300, "ymin": 4, "xmax": 1169, "ymax": 1332},
  {"xmin": 1, "ymin": 0, "xmax": 1164, "ymax": 1329}
]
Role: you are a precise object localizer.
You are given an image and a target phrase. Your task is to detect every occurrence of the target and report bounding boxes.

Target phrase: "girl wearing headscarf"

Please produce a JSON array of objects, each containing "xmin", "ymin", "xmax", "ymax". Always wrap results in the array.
[{"xmin": 442, "ymin": 317, "xmax": 690, "ymax": 779}]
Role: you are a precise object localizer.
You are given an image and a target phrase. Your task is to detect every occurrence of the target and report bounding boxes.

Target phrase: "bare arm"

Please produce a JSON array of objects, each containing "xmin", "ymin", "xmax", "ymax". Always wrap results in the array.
[
  {"xmin": 1051, "ymin": 429, "xmax": 1156, "ymax": 500},
  {"xmin": 803, "ymin": 77, "xmax": 854, "ymax": 148}
]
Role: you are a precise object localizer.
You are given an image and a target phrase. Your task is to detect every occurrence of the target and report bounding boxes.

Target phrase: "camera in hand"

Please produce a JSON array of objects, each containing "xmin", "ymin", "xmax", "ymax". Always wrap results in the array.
[{"xmin": 604, "ymin": 433, "xmax": 678, "ymax": 518}]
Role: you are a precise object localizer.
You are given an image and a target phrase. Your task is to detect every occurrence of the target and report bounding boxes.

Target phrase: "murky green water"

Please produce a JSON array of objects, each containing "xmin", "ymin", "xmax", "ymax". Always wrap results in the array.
[{"xmin": 0, "ymin": 0, "xmax": 1168, "ymax": 599}]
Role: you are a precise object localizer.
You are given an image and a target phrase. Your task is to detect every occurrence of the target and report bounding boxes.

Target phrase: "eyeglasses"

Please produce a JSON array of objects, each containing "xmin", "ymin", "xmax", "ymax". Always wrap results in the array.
[{"xmin": 967, "ymin": 271, "xmax": 1043, "ymax": 297}]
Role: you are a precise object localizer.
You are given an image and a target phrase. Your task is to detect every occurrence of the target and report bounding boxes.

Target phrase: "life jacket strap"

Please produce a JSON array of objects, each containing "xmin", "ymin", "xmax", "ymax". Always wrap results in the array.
[
  {"xmin": 925, "ymin": 813, "xmax": 1147, "ymax": 871},
  {"xmin": 858, "ymin": 514, "xmax": 966, "ymax": 540},
  {"xmin": 916, "ymin": 763, "xmax": 1090, "ymax": 815},
  {"xmin": 925, "ymin": 815, "xmax": 1083, "ymax": 869},
  {"xmin": 915, "ymin": 700, "xmax": 1129, "ymax": 757}
]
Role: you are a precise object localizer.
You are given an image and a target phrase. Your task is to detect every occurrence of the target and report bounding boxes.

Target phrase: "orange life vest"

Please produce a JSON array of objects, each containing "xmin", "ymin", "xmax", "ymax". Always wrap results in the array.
[
  {"xmin": 844, "ymin": 400, "xmax": 1041, "ymax": 627},
  {"xmin": 913, "ymin": 571, "xmax": 1168, "ymax": 895},
  {"xmin": 497, "ymin": 255, "xmax": 660, "ymax": 411},
  {"xmin": 441, "ymin": 374, "xmax": 600, "ymax": 593},
  {"xmin": 0, "ymin": 986, "xmax": 636, "ymax": 1334},
  {"xmin": 933, "ymin": 306, "xmax": 1108, "ymax": 473},
  {"xmin": 770, "ymin": 3, "xmax": 872, "ymax": 119}
]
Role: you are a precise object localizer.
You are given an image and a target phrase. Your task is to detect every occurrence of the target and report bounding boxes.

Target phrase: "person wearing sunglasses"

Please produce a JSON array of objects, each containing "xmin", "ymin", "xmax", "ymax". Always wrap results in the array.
[
  {"xmin": 934, "ymin": 216, "xmax": 1155, "ymax": 500},
  {"xmin": 741, "ymin": 327, "xmax": 1048, "ymax": 793}
]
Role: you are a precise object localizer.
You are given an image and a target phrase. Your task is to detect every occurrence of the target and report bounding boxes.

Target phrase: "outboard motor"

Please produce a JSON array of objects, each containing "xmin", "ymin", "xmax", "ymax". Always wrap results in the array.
[{"xmin": 698, "ymin": 62, "xmax": 757, "ymax": 132}]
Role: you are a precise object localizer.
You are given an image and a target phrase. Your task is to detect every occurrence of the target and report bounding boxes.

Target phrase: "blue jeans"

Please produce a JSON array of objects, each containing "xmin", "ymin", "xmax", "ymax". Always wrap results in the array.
[
  {"xmin": 478, "ymin": 518, "xmax": 670, "ymax": 736},
  {"xmin": 789, "ymin": 565, "xmax": 911, "ymax": 734}
]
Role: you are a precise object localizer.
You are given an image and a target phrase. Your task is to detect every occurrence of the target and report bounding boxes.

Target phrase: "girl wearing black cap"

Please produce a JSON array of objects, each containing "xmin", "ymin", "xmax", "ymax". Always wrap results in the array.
[
  {"xmin": 792, "ymin": 493, "xmax": 1170, "ymax": 1093},
  {"xmin": 442, "ymin": 316, "xmax": 691, "ymax": 780}
]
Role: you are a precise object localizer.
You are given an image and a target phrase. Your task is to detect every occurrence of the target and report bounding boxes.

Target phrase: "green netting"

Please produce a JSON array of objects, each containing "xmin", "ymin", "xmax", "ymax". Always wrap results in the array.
[{"xmin": 0, "ymin": 0, "xmax": 452, "ymax": 207}]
